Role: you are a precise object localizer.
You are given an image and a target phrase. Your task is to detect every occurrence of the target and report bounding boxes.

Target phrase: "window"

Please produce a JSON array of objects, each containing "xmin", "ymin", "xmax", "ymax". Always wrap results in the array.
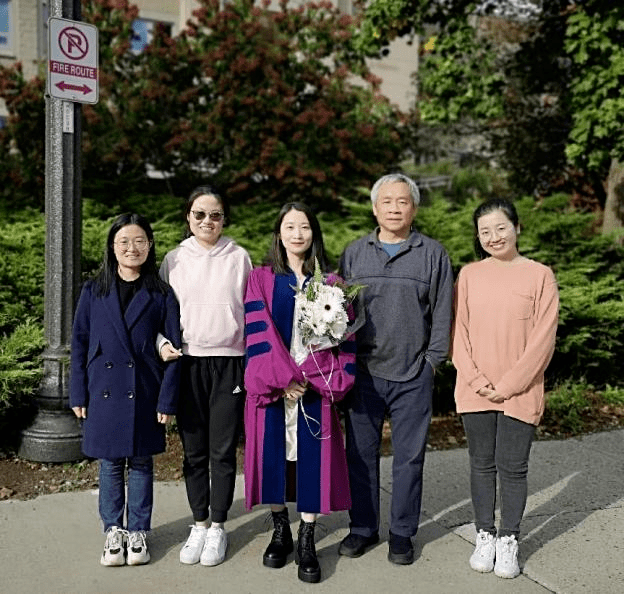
[
  {"xmin": 131, "ymin": 18, "xmax": 172, "ymax": 53},
  {"xmin": 0, "ymin": 0, "xmax": 12, "ymax": 54}
]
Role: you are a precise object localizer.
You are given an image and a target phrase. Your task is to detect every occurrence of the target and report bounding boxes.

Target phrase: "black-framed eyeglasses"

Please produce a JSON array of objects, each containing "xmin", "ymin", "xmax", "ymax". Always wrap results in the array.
[
  {"xmin": 191, "ymin": 210, "xmax": 224, "ymax": 222},
  {"xmin": 114, "ymin": 238, "xmax": 152, "ymax": 251}
]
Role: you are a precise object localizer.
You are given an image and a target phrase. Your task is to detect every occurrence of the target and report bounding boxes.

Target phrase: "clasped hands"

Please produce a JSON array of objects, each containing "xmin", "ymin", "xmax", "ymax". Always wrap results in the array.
[
  {"xmin": 477, "ymin": 385, "xmax": 506, "ymax": 403},
  {"xmin": 284, "ymin": 380, "xmax": 307, "ymax": 402}
]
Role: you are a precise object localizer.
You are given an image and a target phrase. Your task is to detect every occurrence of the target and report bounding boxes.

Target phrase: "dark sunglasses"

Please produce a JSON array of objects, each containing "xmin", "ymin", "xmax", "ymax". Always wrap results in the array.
[{"xmin": 191, "ymin": 210, "xmax": 224, "ymax": 222}]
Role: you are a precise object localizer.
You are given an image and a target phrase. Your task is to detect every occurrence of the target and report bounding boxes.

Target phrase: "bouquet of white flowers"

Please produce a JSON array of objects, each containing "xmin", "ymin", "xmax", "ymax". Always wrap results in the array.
[{"xmin": 294, "ymin": 259, "xmax": 364, "ymax": 350}]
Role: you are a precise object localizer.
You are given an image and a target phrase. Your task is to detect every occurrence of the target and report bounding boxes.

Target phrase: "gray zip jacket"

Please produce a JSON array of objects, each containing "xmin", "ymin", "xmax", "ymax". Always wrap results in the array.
[{"xmin": 339, "ymin": 228, "xmax": 453, "ymax": 382}]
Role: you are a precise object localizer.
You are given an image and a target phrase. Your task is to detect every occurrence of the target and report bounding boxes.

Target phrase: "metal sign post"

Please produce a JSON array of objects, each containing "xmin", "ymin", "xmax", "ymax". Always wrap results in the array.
[{"xmin": 19, "ymin": 0, "xmax": 96, "ymax": 462}]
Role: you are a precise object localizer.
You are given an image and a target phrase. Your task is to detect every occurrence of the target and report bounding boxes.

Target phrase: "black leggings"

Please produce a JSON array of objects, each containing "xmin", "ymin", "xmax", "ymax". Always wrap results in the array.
[{"xmin": 462, "ymin": 411, "xmax": 535, "ymax": 538}]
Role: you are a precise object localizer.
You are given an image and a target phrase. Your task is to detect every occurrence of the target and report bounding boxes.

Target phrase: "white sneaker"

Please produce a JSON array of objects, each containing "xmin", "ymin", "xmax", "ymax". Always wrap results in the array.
[
  {"xmin": 127, "ymin": 530, "xmax": 150, "ymax": 565},
  {"xmin": 200, "ymin": 525, "xmax": 228, "ymax": 566},
  {"xmin": 470, "ymin": 529, "xmax": 496, "ymax": 572},
  {"xmin": 100, "ymin": 526, "xmax": 126, "ymax": 566},
  {"xmin": 494, "ymin": 535, "xmax": 520, "ymax": 579},
  {"xmin": 180, "ymin": 525, "xmax": 208, "ymax": 565}
]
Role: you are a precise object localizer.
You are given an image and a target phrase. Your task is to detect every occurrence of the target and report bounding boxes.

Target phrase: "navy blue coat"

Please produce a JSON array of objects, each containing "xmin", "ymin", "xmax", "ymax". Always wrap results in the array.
[{"xmin": 70, "ymin": 280, "xmax": 181, "ymax": 459}]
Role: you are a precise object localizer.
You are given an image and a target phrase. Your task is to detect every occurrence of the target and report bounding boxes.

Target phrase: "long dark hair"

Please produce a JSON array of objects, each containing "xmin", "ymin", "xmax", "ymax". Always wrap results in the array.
[
  {"xmin": 184, "ymin": 184, "xmax": 231, "ymax": 239},
  {"xmin": 92, "ymin": 213, "xmax": 168, "ymax": 296},
  {"xmin": 266, "ymin": 202, "xmax": 329, "ymax": 275},
  {"xmin": 473, "ymin": 198, "xmax": 520, "ymax": 260}
]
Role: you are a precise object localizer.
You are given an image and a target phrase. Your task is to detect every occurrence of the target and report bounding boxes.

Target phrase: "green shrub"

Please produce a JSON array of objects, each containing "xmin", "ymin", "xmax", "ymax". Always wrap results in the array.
[
  {"xmin": 2, "ymin": 180, "xmax": 624, "ymax": 447},
  {"xmin": 450, "ymin": 168, "xmax": 493, "ymax": 203},
  {"xmin": 542, "ymin": 381, "xmax": 624, "ymax": 435},
  {"xmin": 0, "ymin": 319, "xmax": 45, "ymax": 449},
  {"xmin": 0, "ymin": 215, "xmax": 45, "ymax": 335}
]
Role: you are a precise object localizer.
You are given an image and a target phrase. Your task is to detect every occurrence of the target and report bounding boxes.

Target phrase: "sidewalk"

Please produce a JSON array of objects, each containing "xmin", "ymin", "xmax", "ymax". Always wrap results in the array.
[{"xmin": 2, "ymin": 429, "xmax": 623, "ymax": 594}]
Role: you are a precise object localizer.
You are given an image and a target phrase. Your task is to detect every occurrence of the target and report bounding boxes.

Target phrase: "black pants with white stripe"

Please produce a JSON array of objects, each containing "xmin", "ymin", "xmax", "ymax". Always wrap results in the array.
[{"xmin": 177, "ymin": 355, "xmax": 245, "ymax": 523}]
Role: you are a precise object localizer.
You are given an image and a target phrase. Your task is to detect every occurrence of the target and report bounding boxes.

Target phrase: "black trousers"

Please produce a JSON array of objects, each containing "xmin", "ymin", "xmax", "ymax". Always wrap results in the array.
[{"xmin": 177, "ymin": 356, "xmax": 245, "ymax": 523}]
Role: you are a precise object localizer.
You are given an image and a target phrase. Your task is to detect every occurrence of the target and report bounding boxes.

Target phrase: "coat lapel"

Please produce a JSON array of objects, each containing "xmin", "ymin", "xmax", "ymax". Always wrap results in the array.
[
  {"xmin": 125, "ymin": 288, "xmax": 153, "ymax": 331},
  {"xmin": 101, "ymin": 283, "xmax": 133, "ymax": 357}
]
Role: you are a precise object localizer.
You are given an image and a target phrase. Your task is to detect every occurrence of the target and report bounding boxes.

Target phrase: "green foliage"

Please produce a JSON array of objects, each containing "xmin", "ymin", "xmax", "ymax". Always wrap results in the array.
[
  {"xmin": 0, "ymin": 320, "xmax": 45, "ymax": 448},
  {"xmin": 542, "ymin": 381, "xmax": 624, "ymax": 434},
  {"xmin": 0, "ymin": 215, "xmax": 45, "ymax": 334},
  {"xmin": 2, "ymin": 178, "xmax": 624, "ymax": 444},
  {"xmin": 419, "ymin": 23, "xmax": 505, "ymax": 124},
  {"xmin": 564, "ymin": 2, "xmax": 624, "ymax": 176},
  {"xmin": 350, "ymin": 0, "xmax": 476, "ymax": 57},
  {"xmin": 450, "ymin": 168, "xmax": 495, "ymax": 203},
  {"xmin": 415, "ymin": 0, "xmax": 624, "ymax": 199}
]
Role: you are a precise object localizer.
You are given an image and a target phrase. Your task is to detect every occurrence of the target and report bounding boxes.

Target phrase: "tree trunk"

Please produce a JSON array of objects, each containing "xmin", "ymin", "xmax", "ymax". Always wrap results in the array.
[{"xmin": 602, "ymin": 158, "xmax": 624, "ymax": 235}]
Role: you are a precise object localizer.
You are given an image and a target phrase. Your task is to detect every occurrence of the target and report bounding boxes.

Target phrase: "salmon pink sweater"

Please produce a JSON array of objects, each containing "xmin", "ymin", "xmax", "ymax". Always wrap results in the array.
[{"xmin": 451, "ymin": 258, "xmax": 559, "ymax": 425}]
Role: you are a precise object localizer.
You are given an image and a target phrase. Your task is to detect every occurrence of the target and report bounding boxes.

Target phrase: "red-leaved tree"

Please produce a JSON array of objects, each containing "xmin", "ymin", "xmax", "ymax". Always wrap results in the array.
[{"xmin": 1, "ymin": 0, "xmax": 405, "ymax": 210}]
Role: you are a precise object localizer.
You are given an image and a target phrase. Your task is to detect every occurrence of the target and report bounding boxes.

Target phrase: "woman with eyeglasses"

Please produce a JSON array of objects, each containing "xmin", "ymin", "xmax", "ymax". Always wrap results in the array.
[
  {"xmin": 70, "ymin": 213, "xmax": 182, "ymax": 566},
  {"xmin": 451, "ymin": 199, "xmax": 559, "ymax": 579},
  {"xmin": 159, "ymin": 185, "xmax": 252, "ymax": 567}
]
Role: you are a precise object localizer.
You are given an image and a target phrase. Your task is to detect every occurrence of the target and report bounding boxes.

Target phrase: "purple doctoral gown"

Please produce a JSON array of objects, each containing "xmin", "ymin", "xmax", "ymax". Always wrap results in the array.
[{"xmin": 243, "ymin": 266, "xmax": 355, "ymax": 514}]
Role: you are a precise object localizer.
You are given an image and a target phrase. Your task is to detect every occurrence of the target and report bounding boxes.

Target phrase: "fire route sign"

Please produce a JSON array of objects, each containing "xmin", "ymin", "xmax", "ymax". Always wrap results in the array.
[{"xmin": 48, "ymin": 17, "xmax": 99, "ymax": 104}]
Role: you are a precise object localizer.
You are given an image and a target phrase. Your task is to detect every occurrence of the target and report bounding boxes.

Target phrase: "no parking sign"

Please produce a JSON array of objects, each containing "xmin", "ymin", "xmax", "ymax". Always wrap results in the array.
[{"xmin": 48, "ymin": 17, "xmax": 99, "ymax": 104}]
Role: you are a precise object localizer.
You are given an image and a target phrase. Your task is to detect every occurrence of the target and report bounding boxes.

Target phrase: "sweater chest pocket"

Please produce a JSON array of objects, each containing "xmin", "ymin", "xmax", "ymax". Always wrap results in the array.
[{"xmin": 510, "ymin": 291, "xmax": 534, "ymax": 320}]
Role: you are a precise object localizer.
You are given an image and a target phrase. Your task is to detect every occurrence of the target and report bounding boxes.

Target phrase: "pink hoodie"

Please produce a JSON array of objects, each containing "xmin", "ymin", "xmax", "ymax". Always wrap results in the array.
[{"xmin": 160, "ymin": 235, "xmax": 252, "ymax": 357}]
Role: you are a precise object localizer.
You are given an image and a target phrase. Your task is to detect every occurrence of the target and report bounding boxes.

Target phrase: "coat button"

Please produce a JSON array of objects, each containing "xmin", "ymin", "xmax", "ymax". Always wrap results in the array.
[
  {"xmin": 127, "ymin": 391, "xmax": 135, "ymax": 399},
  {"xmin": 103, "ymin": 390, "xmax": 110, "ymax": 398},
  {"xmin": 127, "ymin": 360, "xmax": 135, "ymax": 368},
  {"xmin": 105, "ymin": 361, "xmax": 113, "ymax": 369}
]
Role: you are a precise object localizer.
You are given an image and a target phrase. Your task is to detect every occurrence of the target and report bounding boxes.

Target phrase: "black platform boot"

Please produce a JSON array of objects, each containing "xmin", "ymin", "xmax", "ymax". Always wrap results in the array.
[
  {"xmin": 295, "ymin": 520, "xmax": 321, "ymax": 583},
  {"xmin": 263, "ymin": 508, "xmax": 294, "ymax": 568}
]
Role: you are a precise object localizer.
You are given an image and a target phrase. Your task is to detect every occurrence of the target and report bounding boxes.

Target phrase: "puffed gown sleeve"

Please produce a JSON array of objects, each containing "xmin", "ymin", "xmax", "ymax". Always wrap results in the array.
[{"xmin": 244, "ymin": 267, "xmax": 307, "ymax": 406}]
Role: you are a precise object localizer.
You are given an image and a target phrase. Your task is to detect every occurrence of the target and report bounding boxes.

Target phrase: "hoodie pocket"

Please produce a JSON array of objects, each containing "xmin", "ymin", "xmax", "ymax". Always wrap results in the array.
[{"xmin": 181, "ymin": 303, "xmax": 242, "ymax": 349}]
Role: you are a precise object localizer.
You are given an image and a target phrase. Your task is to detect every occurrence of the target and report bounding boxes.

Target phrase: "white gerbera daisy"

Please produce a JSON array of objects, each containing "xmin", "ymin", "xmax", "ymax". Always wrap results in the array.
[{"xmin": 315, "ymin": 285, "xmax": 344, "ymax": 323}]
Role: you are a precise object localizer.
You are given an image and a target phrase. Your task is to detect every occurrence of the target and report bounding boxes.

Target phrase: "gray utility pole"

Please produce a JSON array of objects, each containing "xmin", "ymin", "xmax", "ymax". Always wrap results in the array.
[{"xmin": 19, "ymin": 0, "xmax": 83, "ymax": 462}]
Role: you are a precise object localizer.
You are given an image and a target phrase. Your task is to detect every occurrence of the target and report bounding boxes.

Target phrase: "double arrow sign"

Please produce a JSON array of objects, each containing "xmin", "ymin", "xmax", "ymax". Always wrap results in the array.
[{"xmin": 55, "ymin": 81, "xmax": 93, "ymax": 95}]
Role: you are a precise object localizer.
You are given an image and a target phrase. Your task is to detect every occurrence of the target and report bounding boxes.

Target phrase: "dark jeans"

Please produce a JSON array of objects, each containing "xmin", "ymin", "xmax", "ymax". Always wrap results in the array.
[
  {"xmin": 462, "ymin": 411, "xmax": 535, "ymax": 538},
  {"xmin": 99, "ymin": 456, "xmax": 153, "ymax": 532},
  {"xmin": 178, "ymin": 356, "xmax": 245, "ymax": 523},
  {"xmin": 344, "ymin": 362, "xmax": 434, "ymax": 538}
]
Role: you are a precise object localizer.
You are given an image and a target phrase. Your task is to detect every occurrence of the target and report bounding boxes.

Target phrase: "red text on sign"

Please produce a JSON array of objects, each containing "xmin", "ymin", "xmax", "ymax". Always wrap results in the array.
[{"xmin": 50, "ymin": 60, "xmax": 97, "ymax": 79}]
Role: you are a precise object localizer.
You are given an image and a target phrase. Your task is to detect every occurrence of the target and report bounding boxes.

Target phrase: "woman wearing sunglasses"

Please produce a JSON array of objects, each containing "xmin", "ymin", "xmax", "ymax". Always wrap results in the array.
[{"xmin": 159, "ymin": 185, "xmax": 252, "ymax": 567}]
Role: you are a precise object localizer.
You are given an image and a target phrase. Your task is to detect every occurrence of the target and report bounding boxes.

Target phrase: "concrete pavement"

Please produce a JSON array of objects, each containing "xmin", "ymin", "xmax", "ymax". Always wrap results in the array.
[{"xmin": 1, "ymin": 429, "xmax": 623, "ymax": 593}]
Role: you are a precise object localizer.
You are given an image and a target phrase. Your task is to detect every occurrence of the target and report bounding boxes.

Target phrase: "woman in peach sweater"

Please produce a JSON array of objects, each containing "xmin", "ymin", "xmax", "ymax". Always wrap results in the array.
[{"xmin": 452, "ymin": 198, "xmax": 559, "ymax": 580}]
